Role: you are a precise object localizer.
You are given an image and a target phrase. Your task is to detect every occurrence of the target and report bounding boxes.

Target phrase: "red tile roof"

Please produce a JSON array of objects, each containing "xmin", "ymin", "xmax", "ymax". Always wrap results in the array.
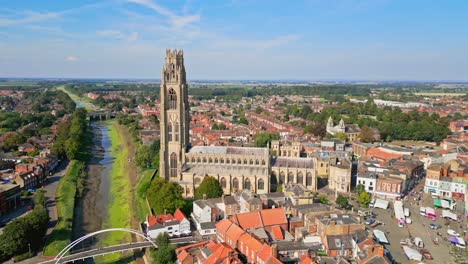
[
  {"xmin": 225, "ymin": 223, "xmax": 245, "ymax": 243},
  {"xmin": 234, "ymin": 211, "xmax": 263, "ymax": 230},
  {"xmin": 299, "ymin": 255, "xmax": 313, "ymax": 264},
  {"xmin": 260, "ymin": 208, "xmax": 287, "ymax": 227},
  {"xmin": 215, "ymin": 219, "xmax": 233, "ymax": 234},
  {"xmin": 271, "ymin": 226, "xmax": 283, "ymax": 240},
  {"xmin": 257, "ymin": 244, "xmax": 272, "ymax": 261},
  {"xmin": 174, "ymin": 208, "xmax": 186, "ymax": 222},
  {"xmin": 177, "ymin": 249, "xmax": 190, "ymax": 262}
]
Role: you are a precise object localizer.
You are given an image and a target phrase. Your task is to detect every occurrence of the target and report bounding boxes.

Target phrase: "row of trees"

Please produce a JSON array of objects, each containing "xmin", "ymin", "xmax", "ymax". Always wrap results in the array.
[
  {"xmin": 52, "ymin": 108, "xmax": 91, "ymax": 161},
  {"xmin": 0, "ymin": 191, "xmax": 49, "ymax": 262}
]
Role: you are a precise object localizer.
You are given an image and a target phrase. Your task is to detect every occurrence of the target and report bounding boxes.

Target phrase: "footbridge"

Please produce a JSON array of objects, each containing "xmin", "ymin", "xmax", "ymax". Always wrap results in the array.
[
  {"xmin": 39, "ymin": 228, "xmax": 194, "ymax": 264},
  {"xmin": 87, "ymin": 110, "xmax": 116, "ymax": 121}
]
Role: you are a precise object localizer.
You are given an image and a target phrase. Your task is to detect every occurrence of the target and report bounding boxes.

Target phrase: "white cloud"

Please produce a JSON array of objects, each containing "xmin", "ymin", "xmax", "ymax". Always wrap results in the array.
[
  {"xmin": 127, "ymin": 0, "xmax": 200, "ymax": 29},
  {"xmin": 66, "ymin": 55, "xmax": 79, "ymax": 62}
]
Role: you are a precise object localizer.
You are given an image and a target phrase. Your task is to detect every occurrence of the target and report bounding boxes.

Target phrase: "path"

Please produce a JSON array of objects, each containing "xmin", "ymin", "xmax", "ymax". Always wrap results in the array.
[{"xmin": 44, "ymin": 161, "xmax": 70, "ymax": 237}]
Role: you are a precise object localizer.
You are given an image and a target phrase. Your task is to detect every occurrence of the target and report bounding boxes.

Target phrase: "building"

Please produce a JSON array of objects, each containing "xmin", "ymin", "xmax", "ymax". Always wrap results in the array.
[
  {"xmin": 145, "ymin": 209, "xmax": 191, "ymax": 239},
  {"xmin": 159, "ymin": 49, "xmax": 317, "ymax": 198},
  {"xmin": 0, "ymin": 182, "xmax": 20, "ymax": 215},
  {"xmin": 326, "ymin": 117, "xmax": 361, "ymax": 142},
  {"xmin": 328, "ymin": 158, "xmax": 352, "ymax": 194}
]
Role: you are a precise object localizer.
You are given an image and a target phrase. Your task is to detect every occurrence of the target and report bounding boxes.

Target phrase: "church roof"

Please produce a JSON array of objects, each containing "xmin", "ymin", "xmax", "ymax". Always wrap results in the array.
[
  {"xmin": 183, "ymin": 163, "xmax": 269, "ymax": 176},
  {"xmin": 271, "ymin": 157, "xmax": 315, "ymax": 169},
  {"xmin": 189, "ymin": 146, "xmax": 268, "ymax": 156}
]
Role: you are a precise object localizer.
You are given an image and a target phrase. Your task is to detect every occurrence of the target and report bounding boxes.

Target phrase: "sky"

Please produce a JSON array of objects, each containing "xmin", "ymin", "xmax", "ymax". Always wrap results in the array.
[{"xmin": 0, "ymin": 0, "xmax": 467, "ymax": 80}]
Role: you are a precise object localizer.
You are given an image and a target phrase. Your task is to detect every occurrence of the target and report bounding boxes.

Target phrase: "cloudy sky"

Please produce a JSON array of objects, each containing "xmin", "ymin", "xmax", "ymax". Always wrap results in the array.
[{"xmin": 0, "ymin": 0, "xmax": 467, "ymax": 80}]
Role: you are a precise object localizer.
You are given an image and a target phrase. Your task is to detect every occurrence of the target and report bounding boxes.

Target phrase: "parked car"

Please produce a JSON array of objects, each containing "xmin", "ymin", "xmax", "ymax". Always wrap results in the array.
[
  {"xmin": 370, "ymin": 221, "xmax": 382, "ymax": 228},
  {"xmin": 419, "ymin": 248, "xmax": 433, "ymax": 260},
  {"xmin": 365, "ymin": 218, "xmax": 376, "ymax": 225},
  {"xmin": 369, "ymin": 199, "xmax": 376, "ymax": 208},
  {"xmin": 429, "ymin": 222, "xmax": 442, "ymax": 229},
  {"xmin": 447, "ymin": 229, "xmax": 460, "ymax": 237}
]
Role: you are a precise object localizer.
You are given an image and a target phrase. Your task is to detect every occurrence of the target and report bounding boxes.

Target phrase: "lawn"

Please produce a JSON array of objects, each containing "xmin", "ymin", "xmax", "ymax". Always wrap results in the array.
[
  {"xmin": 43, "ymin": 160, "xmax": 80, "ymax": 256},
  {"xmin": 97, "ymin": 121, "xmax": 132, "ymax": 263},
  {"xmin": 134, "ymin": 169, "xmax": 155, "ymax": 222}
]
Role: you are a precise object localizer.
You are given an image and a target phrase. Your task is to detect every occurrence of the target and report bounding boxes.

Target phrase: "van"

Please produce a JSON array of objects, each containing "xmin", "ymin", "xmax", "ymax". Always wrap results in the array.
[{"xmin": 404, "ymin": 208, "xmax": 410, "ymax": 217}]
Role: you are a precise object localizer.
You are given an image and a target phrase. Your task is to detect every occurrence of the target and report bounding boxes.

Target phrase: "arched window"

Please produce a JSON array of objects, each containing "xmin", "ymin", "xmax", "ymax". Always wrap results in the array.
[
  {"xmin": 226, "ymin": 159, "xmax": 230, "ymax": 164},
  {"xmin": 175, "ymin": 122, "xmax": 179, "ymax": 141},
  {"xmin": 191, "ymin": 157, "xmax": 195, "ymax": 163},
  {"xmin": 169, "ymin": 88, "xmax": 177, "ymax": 109},
  {"xmin": 279, "ymin": 171, "xmax": 285, "ymax": 185},
  {"xmin": 245, "ymin": 178, "xmax": 251, "ymax": 191},
  {"xmin": 215, "ymin": 158, "xmax": 218, "ymax": 163},
  {"xmin": 261, "ymin": 160, "xmax": 266, "ymax": 165},
  {"xmin": 249, "ymin": 159, "xmax": 253, "ymax": 165},
  {"xmin": 244, "ymin": 159, "xmax": 247, "ymax": 165},
  {"xmin": 233, "ymin": 178, "xmax": 239, "ymax": 190},
  {"xmin": 297, "ymin": 172, "xmax": 303, "ymax": 185},
  {"xmin": 170, "ymin": 153, "xmax": 177, "ymax": 178},
  {"xmin": 209, "ymin": 158, "xmax": 213, "ymax": 163},
  {"xmin": 220, "ymin": 158, "xmax": 224, "ymax": 164},
  {"xmin": 220, "ymin": 177, "xmax": 227, "ymax": 189},
  {"xmin": 306, "ymin": 172, "xmax": 313, "ymax": 186},
  {"xmin": 197, "ymin": 157, "xmax": 201, "ymax": 163},
  {"xmin": 238, "ymin": 158, "xmax": 242, "ymax": 164},
  {"xmin": 255, "ymin": 160, "xmax": 259, "ymax": 165},
  {"xmin": 203, "ymin": 157, "xmax": 207, "ymax": 163},
  {"xmin": 288, "ymin": 171, "xmax": 294, "ymax": 183},
  {"xmin": 258, "ymin": 179, "xmax": 265, "ymax": 190}
]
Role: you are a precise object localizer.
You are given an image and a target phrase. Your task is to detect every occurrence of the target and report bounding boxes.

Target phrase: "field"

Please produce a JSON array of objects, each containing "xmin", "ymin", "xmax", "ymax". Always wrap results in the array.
[
  {"xmin": 414, "ymin": 92, "xmax": 465, "ymax": 97},
  {"xmin": 96, "ymin": 121, "xmax": 132, "ymax": 263},
  {"xmin": 43, "ymin": 160, "xmax": 81, "ymax": 256},
  {"xmin": 56, "ymin": 85, "xmax": 96, "ymax": 111}
]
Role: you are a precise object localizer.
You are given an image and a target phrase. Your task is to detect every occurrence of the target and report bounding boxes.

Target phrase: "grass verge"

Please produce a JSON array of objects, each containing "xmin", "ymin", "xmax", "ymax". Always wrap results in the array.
[
  {"xmin": 43, "ymin": 160, "xmax": 80, "ymax": 256},
  {"xmin": 97, "ymin": 121, "xmax": 132, "ymax": 263},
  {"xmin": 134, "ymin": 169, "xmax": 154, "ymax": 222}
]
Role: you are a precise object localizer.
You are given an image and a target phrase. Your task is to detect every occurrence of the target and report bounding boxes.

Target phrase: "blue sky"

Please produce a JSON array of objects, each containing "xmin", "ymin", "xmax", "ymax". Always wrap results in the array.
[{"xmin": 0, "ymin": 0, "xmax": 467, "ymax": 80}]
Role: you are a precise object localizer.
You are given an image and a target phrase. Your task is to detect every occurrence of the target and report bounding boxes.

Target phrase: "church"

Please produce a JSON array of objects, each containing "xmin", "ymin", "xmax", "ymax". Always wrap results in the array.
[
  {"xmin": 159, "ymin": 49, "xmax": 317, "ymax": 198},
  {"xmin": 326, "ymin": 116, "xmax": 361, "ymax": 142}
]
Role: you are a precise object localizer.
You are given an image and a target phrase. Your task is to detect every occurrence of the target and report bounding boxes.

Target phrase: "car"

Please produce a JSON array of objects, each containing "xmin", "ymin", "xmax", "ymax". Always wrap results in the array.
[
  {"xmin": 369, "ymin": 199, "xmax": 376, "ymax": 207},
  {"xmin": 365, "ymin": 218, "xmax": 375, "ymax": 225},
  {"xmin": 419, "ymin": 248, "xmax": 433, "ymax": 260},
  {"xmin": 370, "ymin": 221, "xmax": 381, "ymax": 228},
  {"xmin": 447, "ymin": 229, "xmax": 460, "ymax": 237},
  {"xmin": 429, "ymin": 222, "xmax": 442, "ymax": 229}
]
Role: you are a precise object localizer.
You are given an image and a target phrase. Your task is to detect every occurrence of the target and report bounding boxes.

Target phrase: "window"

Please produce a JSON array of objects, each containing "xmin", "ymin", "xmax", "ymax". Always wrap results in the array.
[
  {"xmin": 297, "ymin": 172, "xmax": 303, "ymax": 184},
  {"xmin": 233, "ymin": 178, "xmax": 239, "ymax": 190},
  {"xmin": 170, "ymin": 153, "xmax": 177, "ymax": 178},
  {"xmin": 175, "ymin": 122, "xmax": 179, "ymax": 141},
  {"xmin": 258, "ymin": 179, "xmax": 265, "ymax": 190},
  {"xmin": 279, "ymin": 172, "xmax": 285, "ymax": 185},
  {"xmin": 255, "ymin": 160, "xmax": 259, "ymax": 165},
  {"xmin": 191, "ymin": 157, "xmax": 195, "ymax": 163},
  {"xmin": 245, "ymin": 178, "xmax": 251, "ymax": 191},
  {"xmin": 288, "ymin": 171, "xmax": 294, "ymax": 183},
  {"xmin": 261, "ymin": 160, "xmax": 266, "ymax": 165},
  {"xmin": 168, "ymin": 123, "xmax": 173, "ymax": 141},
  {"xmin": 168, "ymin": 88, "xmax": 177, "ymax": 109},
  {"xmin": 249, "ymin": 159, "xmax": 253, "ymax": 165},
  {"xmin": 370, "ymin": 182, "xmax": 373, "ymax": 186},
  {"xmin": 306, "ymin": 172, "xmax": 313, "ymax": 186},
  {"xmin": 221, "ymin": 177, "xmax": 227, "ymax": 188}
]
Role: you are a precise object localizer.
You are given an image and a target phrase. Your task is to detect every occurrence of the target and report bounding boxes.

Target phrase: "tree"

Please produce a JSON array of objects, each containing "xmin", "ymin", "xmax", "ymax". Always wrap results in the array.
[
  {"xmin": 147, "ymin": 178, "xmax": 186, "ymax": 215},
  {"xmin": 358, "ymin": 192, "xmax": 372, "ymax": 208},
  {"xmin": 136, "ymin": 144, "xmax": 152, "ymax": 168},
  {"xmin": 334, "ymin": 132, "xmax": 348, "ymax": 142},
  {"xmin": 255, "ymin": 106, "xmax": 263, "ymax": 114},
  {"xmin": 354, "ymin": 184, "xmax": 366, "ymax": 195},
  {"xmin": 152, "ymin": 233, "xmax": 176, "ymax": 264},
  {"xmin": 253, "ymin": 132, "xmax": 280, "ymax": 147},
  {"xmin": 359, "ymin": 125, "xmax": 374, "ymax": 143},
  {"xmin": 239, "ymin": 116, "xmax": 249, "ymax": 125},
  {"xmin": 195, "ymin": 176, "xmax": 224, "ymax": 200},
  {"xmin": 317, "ymin": 195, "xmax": 329, "ymax": 204},
  {"xmin": 336, "ymin": 195, "xmax": 348, "ymax": 208},
  {"xmin": 211, "ymin": 124, "xmax": 219, "ymax": 130}
]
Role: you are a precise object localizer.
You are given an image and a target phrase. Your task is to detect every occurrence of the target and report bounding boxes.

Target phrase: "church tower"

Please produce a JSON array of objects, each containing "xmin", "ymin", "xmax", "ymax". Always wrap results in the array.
[{"xmin": 159, "ymin": 49, "xmax": 190, "ymax": 181}]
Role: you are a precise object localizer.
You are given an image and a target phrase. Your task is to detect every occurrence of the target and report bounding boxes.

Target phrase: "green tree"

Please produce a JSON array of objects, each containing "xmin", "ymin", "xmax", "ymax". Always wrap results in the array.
[
  {"xmin": 153, "ymin": 233, "xmax": 176, "ymax": 264},
  {"xmin": 336, "ymin": 195, "xmax": 348, "ymax": 208},
  {"xmin": 354, "ymin": 184, "xmax": 366, "ymax": 195},
  {"xmin": 147, "ymin": 178, "xmax": 186, "ymax": 215},
  {"xmin": 317, "ymin": 195, "xmax": 329, "ymax": 204},
  {"xmin": 211, "ymin": 124, "xmax": 219, "ymax": 130},
  {"xmin": 194, "ymin": 176, "xmax": 224, "ymax": 200},
  {"xmin": 239, "ymin": 116, "xmax": 249, "ymax": 125},
  {"xmin": 334, "ymin": 132, "xmax": 348, "ymax": 142},
  {"xmin": 253, "ymin": 132, "xmax": 280, "ymax": 147},
  {"xmin": 255, "ymin": 106, "xmax": 263, "ymax": 114},
  {"xmin": 358, "ymin": 192, "xmax": 372, "ymax": 208},
  {"xmin": 136, "ymin": 144, "xmax": 152, "ymax": 168}
]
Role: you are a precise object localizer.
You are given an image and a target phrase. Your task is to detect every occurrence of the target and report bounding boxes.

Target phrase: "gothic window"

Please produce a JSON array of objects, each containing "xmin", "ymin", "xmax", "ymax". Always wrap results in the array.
[
  {"xmin": 258, "ymin": 179, "xmax": 265, "ymax": 190},
  {"xmin": 297, "ymin": 172, "xmax": 303, "ymax": 184},
  {"xmin": 169, "ymin": 88, "xmax": 177, "ymax": 109},
  {"xmin": 238, "ymin": 159, "xmax": 242, "ymax": 164},
  {"xmin": 168, "ymin": 122, "xmax": 173, "ymax": 141},
  {"xmin": 233, "ymin": 178, "xmax": 239, "ymax": 190},
  {"xmin": 279, "ymin": 171, "xmax": 285, "ymax": 185},
  {"xmin": 215, "ymin": 158, "xmax": 218, "ymax": 163},
  {"xmin": 255, "ymin": 160, "xmax": 259, "ymax": 165},
  {"xmin": 170, "ymin": 153, "xmax": 177, "ymax": 178},
  {"xmin": 261, "ymin": 160, "xmax": 266, "ymax": 165},
  {"xmin": 220, "ymin": 177, "xmax": 227, "ymax": 188},
  {"xmin": 197, "ymin": 157, "xmax": 201, "ymax": 163},
  {"xmin": 209, "ymin": 158, "xmax": 213, "ymax": 163},
  {"xmin": 306, "ymin": 172, "xmax": 313, "ymax": 186},
  {"xmin": 220, "ymin": 158, "xmax": 224, "ymax": 164},
  {"xmin": 249, "ymin": 159, "xmax": 253, "ymax": 165},
  {"xmin": 244, "ymin": 178, "xmax": 251, "ymax": 191},
  {"xmin": 203, "ymin": 157, "xmax": 207, "ymax": 163},
  {"xmin": 244, "ymin": 159, "xmax": 247, "ymax": 165},
  {"xmin": 288, "ymin": 171, "xmax": 294, "ymax": 183},
  {"xmin": 191, "ymin": 157, "xmax": 195, "ymax": 163},
  {"xmin": 232, "ymin": 159, "xmax": 235, "ymax": 164},
  {"xmin": 226, "ymin": 159, "xmax": 230, "ymax": 164}
]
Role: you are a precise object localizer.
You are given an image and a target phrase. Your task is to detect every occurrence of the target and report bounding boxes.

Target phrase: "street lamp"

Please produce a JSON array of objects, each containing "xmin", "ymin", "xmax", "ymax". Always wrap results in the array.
[{"xmin": 28, "ymin": 243, "xmax": 31, "ymax": 254}]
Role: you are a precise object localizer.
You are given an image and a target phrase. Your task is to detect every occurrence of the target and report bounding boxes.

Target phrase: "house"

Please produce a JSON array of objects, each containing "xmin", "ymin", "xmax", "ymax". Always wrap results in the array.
[
  {"xmin": 375, "ymin": 176, "xmax": 403, "ymax": 200},
  {"xmin": 356, "ymin": 172, "xmax": 377, "ymax": 194},
  {"xmin": 145, "ymin": 209, "xmax": 191, "ymax": 239},
  {"xmin": 284, "ymin": 183, "xmax": 314, "ymax": 205},
  {"xmin": 18, "ymin": 142, "xmax": 36, "ymax": 153},
  {"xmin": 328, "ymin": 158, "xmax": 352, "ymax": 193},
  {"xmin": 232, "ymin": 207, "xmax": 288, "ymax": 232},
  {"xmin": 235, "ymin": 189, "xmax": 263, "ymax": 213}
]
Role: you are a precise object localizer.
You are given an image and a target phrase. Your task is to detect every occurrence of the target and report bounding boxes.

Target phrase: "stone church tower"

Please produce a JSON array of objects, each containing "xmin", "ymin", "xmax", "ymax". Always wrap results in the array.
[{"xmin": 159, "ymin": 49, "xmax": 190, "ymax": 181}]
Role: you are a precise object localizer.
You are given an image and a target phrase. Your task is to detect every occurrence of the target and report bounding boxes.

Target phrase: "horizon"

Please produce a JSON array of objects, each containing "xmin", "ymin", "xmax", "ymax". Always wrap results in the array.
[{"xmin": 1, "ymin": 1, "xmax": 467, "ymax": 80}]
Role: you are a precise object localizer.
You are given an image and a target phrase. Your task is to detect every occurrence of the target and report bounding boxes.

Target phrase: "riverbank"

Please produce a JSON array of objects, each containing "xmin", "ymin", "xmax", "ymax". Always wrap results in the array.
[
  {"xmin": 134, "ymin": 169, "xmax": 155, "ymax": 222},
  {"xmin": 56, "ymin": 86, "xmax": 95, "ymax": 111},
  {"xmin": 97, "ymin": 121, "xmax": 135, "ymax": 263}
]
